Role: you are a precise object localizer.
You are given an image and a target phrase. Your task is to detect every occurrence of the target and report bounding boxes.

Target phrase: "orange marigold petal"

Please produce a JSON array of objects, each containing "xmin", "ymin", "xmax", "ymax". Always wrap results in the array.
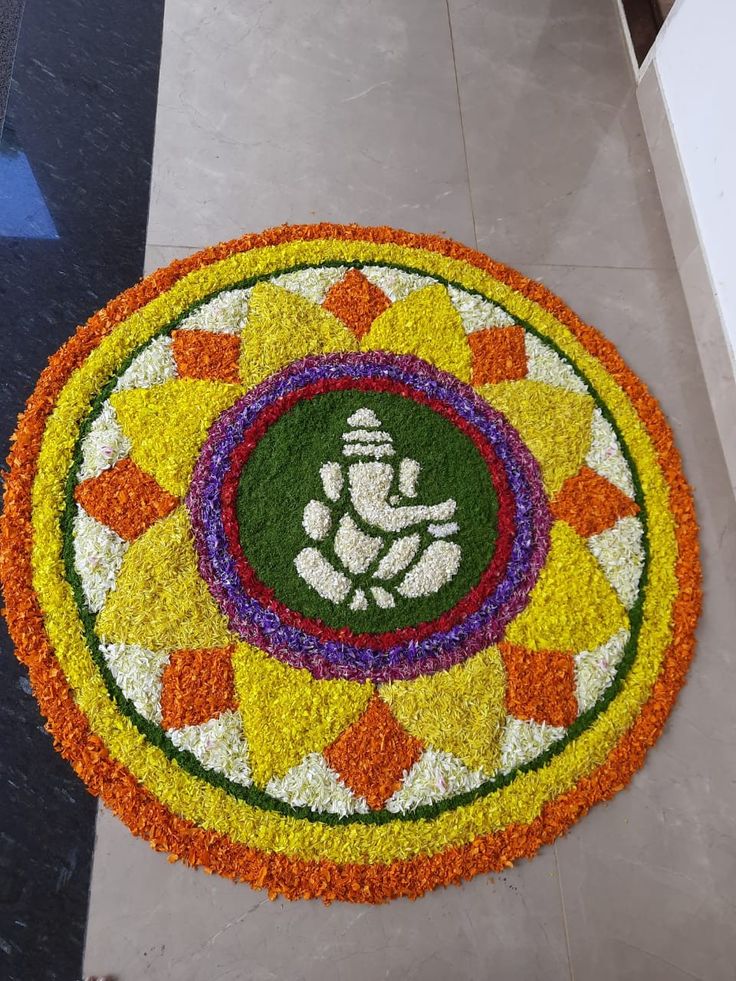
[
  {"xmin": 160, "ymin": 646, "xmax": 238, "ymax": 730},
  {"xmin": 172, "ymin": 329, "xmax": 241, "ymax": 384},
  {"xmin": 551, "ymin": 466, "xmax": 639, "ymax": 538},
  {"xmin": 322, "ymin": 268, "xmax": 392, "ymax": 340},
  {"xmin": 324, "ymin": 694, "xmax": 423, "ymax": 810},
  {"xmin": 469, "ymin": 325, "xmax": 527, "ymax": 384},
  {"xmin": 74, "ymin": 457, "xmax": 179, "ymax": 541},
  {"xmin": 500, "ymin": 642, "xmax": 577, "ymax": 728}
]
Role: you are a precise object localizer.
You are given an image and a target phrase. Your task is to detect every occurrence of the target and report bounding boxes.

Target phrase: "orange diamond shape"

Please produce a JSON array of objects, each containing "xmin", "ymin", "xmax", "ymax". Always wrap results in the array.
[
  {"xmin": 322, "ymin": 269, "xmax": 392, "ymax": 340},
  {"xmin": 74, "ymin": 457, "xmax": 179, "ymax": 541},
  {"xmin": 551, "ymin": 466, "xmax": 639, "ymax": 538},
  {"xmin": 500, "ymin": 643, "xmax": 577, "ymax": 728},
  {"xmin": 172, "ymin": 329, "xmax": 241, "ymax": 384},
  {"xmin": 469, "ymin": 326, "xmax": 527, "ymax": 384},
  {"xmin": 160, "ymin": 646, "xmax": 238, "ymax": 730},
  {"xmin": 324, "ymin": 694, "xmax": 423, "ymax": 810}
]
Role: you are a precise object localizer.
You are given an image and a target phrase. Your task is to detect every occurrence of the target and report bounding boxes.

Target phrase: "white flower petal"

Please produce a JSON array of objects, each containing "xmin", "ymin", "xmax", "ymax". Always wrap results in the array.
[
  {"xmin": 266, "ymin": 753, "xmax": 368, "ymax": 816},
  {"xmin": 447, "ymin": 284, "xmax": 515, "ymax": 331},
  {"xmin": 115, "ymin": 335, "xmax": 176, "ymax": 391},
  {"xmin": 73, "ymin": 507, "xmax": 128, "ymax": 613},
  {"xmin": 178, "ymin": 288, "xmax": 251, "ymax": 333},
  {"xmin": 525, "ymin": 333, "xmax": 588, "ymax": 393},
  {"xmin": 586, "ymin": 408, "xmax": 636, "ymax": 498},
  {"xmin": 100, "ymin": 641, "xmax": 169, "ymax": 724},
  {"xmin": 587, "ymin": 516, "xmax": 644, "ymax": 609},
  {"xmin": 385, "ymin": 747, "xmax": 485, "ymax": 813},
  {"xmin": 270, "ymin": 267, "xmax": 347, "ymax": 304},
  {"xmin": 575, "ymin": 629, "xmax": 629, "ymax": 714},
  {"xmin": 500, "ymin": 716, "xmax": 566, "ymax": 773},
  {"xmin": 360, "ymin": 266, "xmax": 434, "ymax": 302},
  {"xmin": 78, "ymin": 402, "xmax": 131, "ymax": 480},
  {"xmin": 168, "ymin": 710, "xmax": 252, "ymax": 786}
]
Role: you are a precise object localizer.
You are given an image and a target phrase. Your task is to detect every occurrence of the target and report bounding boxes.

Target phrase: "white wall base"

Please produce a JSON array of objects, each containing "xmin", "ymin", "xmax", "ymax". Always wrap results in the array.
[{"xmin": 637, "ymin": 60, "xmax": 736, "ymax": 498}]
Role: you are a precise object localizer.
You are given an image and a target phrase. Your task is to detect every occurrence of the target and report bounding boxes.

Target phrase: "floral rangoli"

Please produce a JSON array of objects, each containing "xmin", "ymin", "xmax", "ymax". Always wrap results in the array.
[{"xmin": 0, "ymin": 224, "xmax": 700, "ymax": 902}]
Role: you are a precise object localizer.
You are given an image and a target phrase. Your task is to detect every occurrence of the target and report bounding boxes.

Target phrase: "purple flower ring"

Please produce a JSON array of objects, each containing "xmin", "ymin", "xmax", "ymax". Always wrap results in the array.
[{"xmin": 187, "ymin": 352, "xmax": 551, "ymax": 682}]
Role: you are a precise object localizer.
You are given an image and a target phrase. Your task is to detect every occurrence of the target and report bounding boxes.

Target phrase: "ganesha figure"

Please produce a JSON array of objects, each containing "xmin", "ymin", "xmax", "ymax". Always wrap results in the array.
[{"xmin": 294, "ymin": 407, "xmax": 461, "ymax": 612}]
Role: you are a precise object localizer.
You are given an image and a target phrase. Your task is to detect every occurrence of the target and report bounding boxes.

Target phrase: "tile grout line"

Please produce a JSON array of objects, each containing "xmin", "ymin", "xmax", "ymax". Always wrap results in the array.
[
  {"xmin": 444, "ymin": 0, "xmax": 478, "ymax": 250},
  {"xmin": 554, "ymin": 843, "xmax": 576, "ymax": 981}
]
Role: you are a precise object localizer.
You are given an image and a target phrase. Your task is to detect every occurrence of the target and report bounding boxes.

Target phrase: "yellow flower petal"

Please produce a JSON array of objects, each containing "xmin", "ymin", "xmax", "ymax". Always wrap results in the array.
[
  {"xmin": 477, "ymin": 380, "xmax": 594, "ymax": 496},
  {"xmin": 379, "ymin": 647, "xmax": 506, "ymax": 772},
  {"xmin": 96, "ymin": 507, "xmax": 233, "ymax": 651},
  {"xmin": 239, "ymin": 283, "xmax": 358, "ymax": 388},
  {"xmin": 111, "ymin": 379, "xmax": 242, "ymax": 497},
  {"xmin": 361, "ymin": 284, "xmax": 472, "ymax": 382},
  {"xmin": 505, "ymin": 521, "xmax": 629, "ymax": 652},
  {"xmin": 232, "ymin": 645, "xmax": 373, "ymax": 787}
]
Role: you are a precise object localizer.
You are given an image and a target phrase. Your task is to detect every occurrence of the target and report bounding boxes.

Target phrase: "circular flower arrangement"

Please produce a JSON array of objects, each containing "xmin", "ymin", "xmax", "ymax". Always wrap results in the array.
[{"xmin": 0, "ymin": 224, "xmax": 700, "ymax": 902}]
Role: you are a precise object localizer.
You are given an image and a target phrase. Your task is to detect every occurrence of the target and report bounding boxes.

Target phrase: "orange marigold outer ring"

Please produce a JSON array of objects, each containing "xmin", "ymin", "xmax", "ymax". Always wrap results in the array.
[{"xmin": 0, "ymin": 224, "xmax": 701, "ymax": 902}]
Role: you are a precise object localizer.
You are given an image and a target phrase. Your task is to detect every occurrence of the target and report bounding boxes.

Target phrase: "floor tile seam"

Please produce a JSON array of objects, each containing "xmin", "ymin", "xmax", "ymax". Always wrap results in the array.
[
  {"xmin": 444, "ymin": 0, "xmax": 478, "ymax": 250},
  {"xmin": 554, "ymin": 843, "xmax": 577, "ymax": 981}
]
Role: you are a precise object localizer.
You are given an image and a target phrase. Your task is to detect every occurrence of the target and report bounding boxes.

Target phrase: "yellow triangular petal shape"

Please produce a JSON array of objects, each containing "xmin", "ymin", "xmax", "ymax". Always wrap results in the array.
[
  {"xmin": 379, "ymin": 647, "xmax": 506, "ymax": 772},
  {"xmin": 505, "ymin": 521, "xmax": 629, "ymax": 652},
  {"xmin": 239, "ymin": 283, "xmax": 358, "ymax": 388},
  {"xmin": 477, "ymin": 380, "xmax": 594, "ymax": 496},
  {"xmin": 96, "ymin": 507, "xmax": 233, "ymax": 651},
  {"xmin": 111, "ymin": 379, "xmax": 242, "ymax": 497},
  {"xmin": 232, "ymin": 644, "xmax": 373, "ymax": 786},
  {"xmin": 361, "ymin": 284, "xmax": 472, "ymax": 382}
]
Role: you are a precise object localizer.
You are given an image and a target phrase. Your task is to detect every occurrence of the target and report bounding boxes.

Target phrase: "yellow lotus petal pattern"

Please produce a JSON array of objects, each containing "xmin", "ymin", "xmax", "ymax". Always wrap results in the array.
[
  {"xmin": 96, "ymin": 507, "xmax": 233, "ymax": 651},
  {"xmin": 240, "ymin": 283, "xmax": 358, "ymax": 388},
  {"xmin": 379, "ymin": 647, "xmax": 507, "ymax": 772},
  {"xmin": 232, "ymin": 644, "xmax": 373, "ymax": 786},
  {"xmin": 505, "ymin": 521, "xmax": 629, "ymax": 652},
  {"xmin": 361, "ymin": 284, "xmax": 473, "ymax": 382},
  {"xmin": 111, "ymin": 379, "xmax": 242, "ymax": 497},
  {"xmin": 477, "ymin": 380, "xmax": 594, "ymax": 496}
]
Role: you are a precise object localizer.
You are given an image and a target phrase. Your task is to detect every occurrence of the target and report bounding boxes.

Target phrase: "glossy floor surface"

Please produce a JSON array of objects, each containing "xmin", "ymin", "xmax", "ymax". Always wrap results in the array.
[
  {"xmin": 15, "ymin": 0, "xmax": 736, "ymax": 979},
  {"xmin": 0, "ymin": 3, "xmax": 163, "ymax": 979}
]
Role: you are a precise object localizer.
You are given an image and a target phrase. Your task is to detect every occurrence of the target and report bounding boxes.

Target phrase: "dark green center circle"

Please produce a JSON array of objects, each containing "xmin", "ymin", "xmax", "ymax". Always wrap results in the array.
[{"xmin": 236, "ymin": 388, "xmax": 498, "ymax": 633}]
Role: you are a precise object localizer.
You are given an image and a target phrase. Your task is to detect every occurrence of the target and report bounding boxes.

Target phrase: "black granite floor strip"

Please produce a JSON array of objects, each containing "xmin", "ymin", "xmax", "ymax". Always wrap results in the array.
[
  {"xmin": 0, "ymin": 0, "xmax": 25, "ymax": 138},
  {"xmin": 0, "ymin": 2, "xmax": 164, "ymax": 978}
]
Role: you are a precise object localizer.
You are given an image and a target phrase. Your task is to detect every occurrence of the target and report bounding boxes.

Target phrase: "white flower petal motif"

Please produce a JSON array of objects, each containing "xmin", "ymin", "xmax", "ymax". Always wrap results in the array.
[
  {"xmin": 586, "ymin": 408, "xmax": 635, "ymax": 498},
  {"xmin": 78, "ymin": 402, "xmax": 131, "ymax": 480},
  {"xmin": 334, "ymin": 515, "xmax": 382, "ymax": 574},
  {"xmin": 319, "ymin": 462, "xmax": 343, "ymax": 501},
  {"xmin": 587, "ymin": 516, "xmax": 644, "ymax": 609},
  {"xmin": 266, "ymin": 753, "xmax": 369, "ymax": 816},
  {"xmin": 447, "ymin": 285, "xmax": 515, "ymax": 332},
  {"xmin": 349, "ymin": 588, "xmax": 369, "ymax": 611},
  {"xmin": 385, "ymin": 747, "xmax": 486, "ymax": 812},
  {"xmin": 525, "ymin": 334, "xmax": 588, "ymax": 393},
  {"xmin": 303, "ymin": 500, "xmax": 332, "ymax": 541},
  {"xmin": 177, "ymin": 288, "xmax": 251, "ymax": 333},
  {"xmin": 294, "ymin": 548, "xmax": 352, "ymax": 603},
  {"xmin": 114, "ymin": 335, "xmax": 176, "ymax": 391},
  {"xmin": 575, "ymin": 629, "xmax": 629, "ymax": 714},
  {"xmin": 500, "ymin": 716, "xmax": 566, "ymax": 773},
  {"xmin": 100, "ymin": 641, "xmax": 169, "ymax": 724},
  {"xmin": 271, "ymin": 267, "xmax": 348, "ymax": 304},
  {"xmin": 397, "ymin": 541, "xmax": 461, "ymax": 598},
  {"xmin": 371, "ymin": 586, "xmax": 395, "ymax": 609},
  {"xmin": 168, "ymin": 710, "xmax": 252, "ymax": 787},
  {"xmin": 73, "ymin": 507, "xmax": 128, "ymax": 613},
  {"xmin": 360, "ymin": 266, "xmax": 435, "ymax": 302},
  {"xmin": 374, "ymin": 534, "xmax": 421, "ymax": 580}
]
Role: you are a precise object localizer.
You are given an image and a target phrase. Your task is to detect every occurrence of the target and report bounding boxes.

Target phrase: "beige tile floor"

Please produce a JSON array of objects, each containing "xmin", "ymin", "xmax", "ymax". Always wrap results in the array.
[{"xmin": 84, "ymin": 1, "xmax": 736, "ymax": 978}]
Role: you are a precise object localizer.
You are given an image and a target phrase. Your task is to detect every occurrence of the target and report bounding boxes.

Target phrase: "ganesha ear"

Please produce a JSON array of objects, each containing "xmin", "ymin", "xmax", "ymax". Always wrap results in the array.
[
  {"xmin": 398, "ymin": 458, "xmax": 420, "ymax": 497},
  {"xmin": 319, "ymin": 461, "xmax": 343, "ymax": 501}
]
